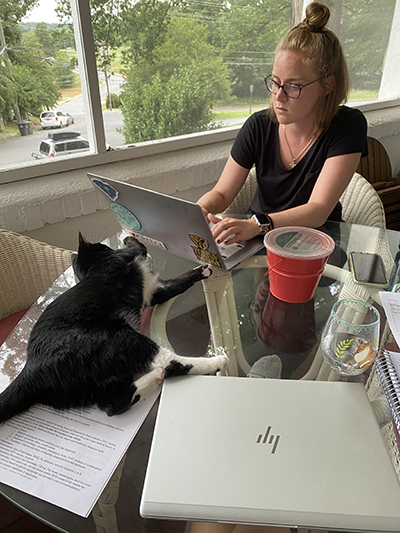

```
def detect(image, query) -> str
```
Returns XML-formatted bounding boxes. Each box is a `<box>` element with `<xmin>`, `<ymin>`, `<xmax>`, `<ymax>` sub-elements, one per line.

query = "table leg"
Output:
<box><xmin>91</xmin><ymin>453</ymin><xmax>127</xmax><ymax>533</ymax></box>
<box><xmin>202</xmin><ymin>270</ymin><xmax>249</xmax><ymax>376</ymax></box>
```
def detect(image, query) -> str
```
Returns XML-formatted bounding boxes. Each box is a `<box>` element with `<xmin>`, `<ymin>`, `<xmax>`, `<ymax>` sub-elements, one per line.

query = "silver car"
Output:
<box><xmin>32</xmin><ymin>131</ymin><xmax>90</xmax><ymax>159</ymax></box>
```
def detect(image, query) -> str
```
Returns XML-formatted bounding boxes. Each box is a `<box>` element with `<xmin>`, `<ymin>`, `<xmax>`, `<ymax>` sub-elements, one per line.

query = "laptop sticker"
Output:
<box><xmin>129</xmin><ymin>232</ymin><xmax>168</xmax><ymax>251</ymax></box>
<box><xmin>109</xmin><ymin>203</ymin><xmax>142</xmax><ymax>231</ymax></box>
<box><xmin>189</xmin><ymin>234</ymin><xmax>222</xmax><ymax>268</ymax></box>
<box><xmin>92</xmin><ymin>178</ymin><xmax>119</xmax><ymax>201</ymax></box>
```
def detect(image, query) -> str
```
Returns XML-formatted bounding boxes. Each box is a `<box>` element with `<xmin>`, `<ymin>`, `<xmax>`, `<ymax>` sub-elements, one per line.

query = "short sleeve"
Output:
<box><xmin>230</xmin><ymin>111</ymin><xmax>272</xmax><ymax>169</ymax></box>
<box><xmin>326</xmin><ymin>108</ymin><xmax>368</xmax><ymax>159</ymax></box>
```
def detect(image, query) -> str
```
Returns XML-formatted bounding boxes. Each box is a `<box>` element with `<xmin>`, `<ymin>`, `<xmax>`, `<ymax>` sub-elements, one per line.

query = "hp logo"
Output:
<box><xmin>256</xmin><ymin>426</ymin><xmax>280</xmax><ymax>454</ymax></box>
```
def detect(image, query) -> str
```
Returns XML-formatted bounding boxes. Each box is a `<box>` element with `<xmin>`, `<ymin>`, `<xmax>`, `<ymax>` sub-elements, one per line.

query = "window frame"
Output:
<box><xmin>1</xmin><ymin>0</ymin><xmax>399</xmax><ymax>187</ymax></box>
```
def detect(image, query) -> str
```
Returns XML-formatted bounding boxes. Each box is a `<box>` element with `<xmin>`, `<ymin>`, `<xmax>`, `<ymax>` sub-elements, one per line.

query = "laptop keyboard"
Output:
<box><xmin>216</xmin><ymin>240</ymin><xmax>244</xmax><ymax>260</ymax></box>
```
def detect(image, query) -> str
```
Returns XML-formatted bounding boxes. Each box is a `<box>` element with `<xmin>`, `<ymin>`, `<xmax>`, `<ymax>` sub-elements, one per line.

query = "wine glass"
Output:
<box><xmin>321</xmin><ymin>299</ymin><xmax>380</xmax><ymax>376</ymax></box>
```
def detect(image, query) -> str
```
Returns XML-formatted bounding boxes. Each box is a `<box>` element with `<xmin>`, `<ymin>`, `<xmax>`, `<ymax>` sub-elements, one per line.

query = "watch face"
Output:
<box><xmin>255</xmin><ymin>214</ymin><xmax>270</xmax><ymax>225</ymax></box>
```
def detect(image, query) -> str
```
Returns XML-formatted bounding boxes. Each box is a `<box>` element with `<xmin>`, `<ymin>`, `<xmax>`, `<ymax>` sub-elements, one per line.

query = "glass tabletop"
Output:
<box><xmin>0</xmin><ymin>221</ymin><xmax>399</xmax><ymax>533</ymax></box>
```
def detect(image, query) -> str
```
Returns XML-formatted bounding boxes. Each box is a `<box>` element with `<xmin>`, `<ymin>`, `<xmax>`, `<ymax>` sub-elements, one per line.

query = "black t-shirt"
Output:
<box><xmin>230</xmin><ymin>106</ymin><xmax>368</xmax><ymax>220</ymax></box>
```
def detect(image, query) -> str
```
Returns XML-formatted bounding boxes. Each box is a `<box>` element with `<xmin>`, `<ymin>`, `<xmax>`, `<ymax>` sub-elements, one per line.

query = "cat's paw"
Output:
<box><xmin>132</xmin><ymin>367</ymin><xmax>164</xmax><ymax>404</ymax></box>
<box><xmin>207</xmin><ymin>354</ymin><xmax>229</xmax><ymax>374</ymax></box>
<box><xmin>215</xmin><ymin>355</ymin><xmax>229</xmax><ymax>372</ymax></box>
<box><xmin>155</xmin><ymin>368</ymin><xmax>165</xmax><ymax>385</ymax></box>
<box><xmin>198</xmin><ymin>265</ymin><xmax>213</xmax><ymax>279</ymax></box>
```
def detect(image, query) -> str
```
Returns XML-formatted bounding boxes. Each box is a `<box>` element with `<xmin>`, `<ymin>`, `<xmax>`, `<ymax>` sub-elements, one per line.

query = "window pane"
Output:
<box><xmin>1</xmin><ymin>0</ymin><xmax>92</xmax><ymax>167</ymax></box>
<box><xmin>340</xmin><ymin>0</ymin><xmax>397</xmax><ymax>102</ymax></box>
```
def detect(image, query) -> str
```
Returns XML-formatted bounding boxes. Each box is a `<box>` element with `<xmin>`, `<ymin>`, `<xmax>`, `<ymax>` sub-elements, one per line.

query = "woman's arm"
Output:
<box><xmin>207</xmin><ymin>151</ymin><xmax>361</xmax><ymax>245</ymax></box>
<box><xmin>197</xmin><ymin>156</ymin><xmax>250</xmax><ymax>215</ymax></box>
<box><xmin>269</xmin><ymin>152</ymin><xmax>362</xmax><ymax>228</ymax></box>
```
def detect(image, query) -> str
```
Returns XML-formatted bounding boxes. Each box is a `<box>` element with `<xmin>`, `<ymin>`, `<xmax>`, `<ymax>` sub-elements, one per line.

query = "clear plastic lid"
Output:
<box><xmin>264</xmin><ymin>226</ymin><xmax>335</xmax><ymax>260</ymax></box>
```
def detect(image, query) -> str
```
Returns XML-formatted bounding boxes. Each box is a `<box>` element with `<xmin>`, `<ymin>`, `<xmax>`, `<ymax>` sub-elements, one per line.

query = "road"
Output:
<box><xmin>1</xmin><ymin>74</ymin><xmax>248</xmax><ymax>167</ymax></box>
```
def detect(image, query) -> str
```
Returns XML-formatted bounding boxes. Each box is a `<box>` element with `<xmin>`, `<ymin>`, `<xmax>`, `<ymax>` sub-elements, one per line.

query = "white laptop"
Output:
<box><xmin>88</xmin><ymin>173</ymin><xmax>263</xmax><ymax>271</ymax></box>
<box><xmin>140</xmin><ymin>375</ymin><xmax>400</xmax><ymax>531</ymax></box>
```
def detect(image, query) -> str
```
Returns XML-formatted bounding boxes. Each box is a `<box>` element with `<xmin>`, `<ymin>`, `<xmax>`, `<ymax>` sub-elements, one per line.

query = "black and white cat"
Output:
<box><xmin>0</xmin><ymin>234</ymin><xmax>228</xmax><ymax>423</ymax></box>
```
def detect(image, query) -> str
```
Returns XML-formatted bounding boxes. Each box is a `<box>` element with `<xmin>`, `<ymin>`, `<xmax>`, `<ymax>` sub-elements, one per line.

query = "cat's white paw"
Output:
<box><xmin>216</xmin><ymin>355</ymin><xmax>229</xmax><ymax>371</ymax></box>
<box><xmin>132</xmin><ymin>367</ymin><xmax>164</xmax><ymax>404</ymax></box>
<box><xmin>201</xmin><ymin>265</ymin><xmax>213</xmax><ymax>278</ymax></box>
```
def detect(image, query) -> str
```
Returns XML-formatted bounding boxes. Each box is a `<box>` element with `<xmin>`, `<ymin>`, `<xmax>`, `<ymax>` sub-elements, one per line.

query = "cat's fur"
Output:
<box><xmin>0</xmin><ymin>234</ymin><xmax>228</xmax><ymax>423</ymax></box>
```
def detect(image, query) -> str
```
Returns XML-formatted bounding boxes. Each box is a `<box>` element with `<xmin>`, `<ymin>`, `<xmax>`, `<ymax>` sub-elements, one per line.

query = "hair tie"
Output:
<box><xmin>307</xmin><ymin>22</ymin><xmax>324</xmax><ymax>33</ymax></box>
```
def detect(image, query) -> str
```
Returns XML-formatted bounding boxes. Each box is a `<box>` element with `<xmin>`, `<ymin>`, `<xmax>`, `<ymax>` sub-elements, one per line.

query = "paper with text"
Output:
<box><xmin>0</xmin><ymin>392</ymin><xmax>159</xmax><ymax>517</ymax></box>
<box><xmin>380</xmin><ymin>291</ymin><xmax>400</xmax><ymax>349</ymax></box>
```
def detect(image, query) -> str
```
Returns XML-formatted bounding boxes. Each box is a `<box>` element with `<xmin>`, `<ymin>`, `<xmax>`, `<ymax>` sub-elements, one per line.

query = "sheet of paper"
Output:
<box><xmin>387</xmin><ymin>350</ymin><xmax>400</xmax><ymax>383</ymax></box>
<box><xmin>0</xmin><ymin>393</ymin><xmax>159</xmax><ymax>517</ymax></box>
<box><xmin>0</xmin><ymin>284</ymin><xmax>160</xmax><ymax>517</ymax></box>
<box><xmin>380</xmin><ymin>291</ymin><xmax>400</xmax><ymax>349</ymax></box>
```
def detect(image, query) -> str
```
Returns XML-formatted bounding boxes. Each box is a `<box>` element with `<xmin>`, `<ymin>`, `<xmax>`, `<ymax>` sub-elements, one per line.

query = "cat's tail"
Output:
<box><xmin>0</xmin><ymin>370</ymin><xmax>36</xmax><ymax>424</ymax></box>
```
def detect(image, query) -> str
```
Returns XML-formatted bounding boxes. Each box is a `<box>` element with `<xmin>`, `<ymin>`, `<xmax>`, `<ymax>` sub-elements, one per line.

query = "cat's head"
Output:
<box><xmin>71</xmin><ymin>233</ymin><xmax>148</xmax><ymax>281</ymax></box>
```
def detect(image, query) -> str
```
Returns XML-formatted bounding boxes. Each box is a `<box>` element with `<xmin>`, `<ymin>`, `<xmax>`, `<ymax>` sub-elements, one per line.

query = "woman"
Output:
<box><xmin>192</xmin><ymin>3</ymin><xmax>367</xmax><ymax>532</ymax></box>
<box><xmin>198</xmin><ymin>2</ymin><xmax>368</xmax><ymax>246</ymax></box>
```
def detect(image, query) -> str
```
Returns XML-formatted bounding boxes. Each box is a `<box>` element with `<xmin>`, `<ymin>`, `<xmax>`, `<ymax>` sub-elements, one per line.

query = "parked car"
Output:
<box><xmin>65</xmin><ymin>112</ymin><xmax>74</xmax><ymax>125</ymax></box>
<box><xmin>31</xmin><ymin>131</ymin><xmax>90</xmax><ymax>159</ymax></box>
<box><xmin>40</xmin><ymin>110</ymin><xmax>69</xmax><ymax>129</ymax></box>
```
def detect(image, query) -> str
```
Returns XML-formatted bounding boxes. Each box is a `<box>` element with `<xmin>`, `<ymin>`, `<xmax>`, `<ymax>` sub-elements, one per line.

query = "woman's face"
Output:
<box><xmin>271</xmin><ymin>50</ymin><xmax>327</xmax><ymax>128</ymax></box>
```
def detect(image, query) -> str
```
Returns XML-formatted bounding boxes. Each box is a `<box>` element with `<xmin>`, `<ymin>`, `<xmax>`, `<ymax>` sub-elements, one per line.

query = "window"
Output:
<box><xmin>39</xmin><ymin>141</ymin><xmax>50</xmax><ymax>155</ymax></box>
<box><xmin>1</xmin><ymin>0</ymin><xmax>399</xmax><ymax>182</ymax></box>
<box><xmin>54</xmin><ymin>143</ymin><xmax>65</xmax><ymax>153</ymax></box>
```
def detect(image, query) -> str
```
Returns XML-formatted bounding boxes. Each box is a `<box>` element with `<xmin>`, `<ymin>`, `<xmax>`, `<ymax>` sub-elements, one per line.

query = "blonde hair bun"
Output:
<box><xmin>303</xmin><ymin>2</ymin><xmax>330</xmax><ymax>32</ymax></box>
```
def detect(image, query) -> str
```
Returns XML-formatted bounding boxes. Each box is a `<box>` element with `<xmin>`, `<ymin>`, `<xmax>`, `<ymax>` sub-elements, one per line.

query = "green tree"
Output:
<box><xmin>172</xmin><ymin>0</ymin><xmax>228</xmax><ymax>50</ymax></box>
<box><xmin>121</xmin><ymin>69</ymin><xmax>215</xmax><ymax>143</ymax></box>
<box><xmin>0</xmin><ymin>69</ymin><xmax>18</xmax><ymax>125</ymax></box>
<box><xmin>119</xmin><ymin>0</ymin><xmax>174</xmax><ymax>66</ymax></box>
<box><xmin>12</xmin><ymin>62</ymin><xmax>60</xmax><ymax>116</ymax></box>
<box><xmin>340</xmin><ymin>0</ymin><xmax>396</xmax><ymax>92</ymax></box>
<box><xmin>35</xmin><ymin>22</ymin><xmax>55</xmax><ymax>56</ymax></box>
<box><xmin>52</xmin><ymin>51</ymin><xmax>75</xmax><ymax>88</ymax></box>
<box><xmin>50</xmin><ymin>26</ymin><xmax>75</xmax><ymax>51</ymax></box>
<box><xmin>220</xmin><ymin>0</ymin><xmax>290</xmax><ymax>99</ymax></box>
<box><xmin>127</xmin><ymin>18</ymin><xmax>231</xmax><ymax>101</ymax></box>
<box><xmin>9</xmin><ymin>31</ymin><xmax>60</xmax><ymax>116</ymax></box>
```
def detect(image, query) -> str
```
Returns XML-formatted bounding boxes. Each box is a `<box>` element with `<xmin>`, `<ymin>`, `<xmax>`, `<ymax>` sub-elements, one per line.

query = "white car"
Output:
<box><xmin>40</xmin><ymin>110</ymin><xmax>69</xmax><ymax>129</ymax></box>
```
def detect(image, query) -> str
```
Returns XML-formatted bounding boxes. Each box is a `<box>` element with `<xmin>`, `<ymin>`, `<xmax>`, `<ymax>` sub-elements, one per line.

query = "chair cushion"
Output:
<box><xmin>0</xmin><ymin>308</ymin><xmax>29</xmax><ymax>346</ymax></box>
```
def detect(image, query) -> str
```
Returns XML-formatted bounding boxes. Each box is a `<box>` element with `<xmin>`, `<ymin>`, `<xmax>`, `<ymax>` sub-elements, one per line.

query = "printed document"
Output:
<box><xmin>380</xmin><ymin>291</ymin><xmax>400</xmax><ymax>349</ymax></box>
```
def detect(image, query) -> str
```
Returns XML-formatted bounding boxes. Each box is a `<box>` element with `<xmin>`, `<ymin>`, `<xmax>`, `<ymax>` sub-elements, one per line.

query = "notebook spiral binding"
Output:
<box><xmin>375</xmin><ymin>350</ymin><xmax>400</xmax><ymax>435</ymax></box>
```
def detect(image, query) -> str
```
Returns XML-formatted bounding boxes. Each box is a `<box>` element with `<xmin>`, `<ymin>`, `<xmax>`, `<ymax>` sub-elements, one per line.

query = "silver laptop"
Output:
<box><xmin>88</xmin><ymin>173</ymin><xmax>263</xmax><ymax>271</ymax></box>
<box><xmin>140</xmin><ymin>375</ymin><xmax>400</xmax><ymax>531</ymax></box>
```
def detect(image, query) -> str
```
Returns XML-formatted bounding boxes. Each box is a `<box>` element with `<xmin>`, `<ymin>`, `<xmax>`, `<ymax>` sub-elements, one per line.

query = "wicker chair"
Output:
<box><xmin>0</xmin><ymin>229</ymin><xmax>74</xmax><ymax>321</ymax></box>
<box><xmin>340</xmin><ymin>172</ymin><xmax>387</xmax><ymax>229</ymax></box>
<box><xmin>222</xmin><ymin>166</ymin><xmax>257</xmax><ymax>216</ymax></box>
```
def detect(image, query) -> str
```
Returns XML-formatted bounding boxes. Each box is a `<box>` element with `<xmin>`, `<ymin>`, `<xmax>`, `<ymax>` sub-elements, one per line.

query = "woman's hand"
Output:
<box><xmin>208</xmin><ymin>213</ymin><xmax>260</xmax><ymax>244</ymax></box>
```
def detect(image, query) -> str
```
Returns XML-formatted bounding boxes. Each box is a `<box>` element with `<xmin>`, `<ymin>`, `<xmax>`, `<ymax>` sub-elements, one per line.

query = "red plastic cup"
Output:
<box><xmin>264</xmin><ymin>227</ymin><xmax>335</xmax><ymax>303</ymax></box>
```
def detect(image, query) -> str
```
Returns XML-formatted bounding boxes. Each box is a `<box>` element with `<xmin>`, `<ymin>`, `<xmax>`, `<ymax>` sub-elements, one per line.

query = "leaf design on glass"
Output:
<box><xmin>335</xmin><ymin>338</ymin><xmax>354</xmax><ymax>358</ymax></box>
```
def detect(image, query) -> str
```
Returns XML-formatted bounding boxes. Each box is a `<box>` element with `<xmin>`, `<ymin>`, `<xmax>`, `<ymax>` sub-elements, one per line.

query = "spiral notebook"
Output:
<box><xmin>375</xmin><ymin>349</ymin><xmax>400</xmax><ymax>435</ymax></box>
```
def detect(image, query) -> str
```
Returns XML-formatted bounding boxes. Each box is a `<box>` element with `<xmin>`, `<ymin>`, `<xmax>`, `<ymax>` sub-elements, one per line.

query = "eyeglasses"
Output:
<box><xmin>264</xmin><ymin>74</ymin><xmax>324</xmax><ymax>99</ymax></box>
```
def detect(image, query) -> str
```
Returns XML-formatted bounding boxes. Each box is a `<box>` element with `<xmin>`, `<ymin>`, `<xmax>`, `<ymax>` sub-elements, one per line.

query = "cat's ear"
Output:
<box><xmin>78</xmin><ymin>232</ymin><xmax>89</xmax><ymax>249</ymax></box>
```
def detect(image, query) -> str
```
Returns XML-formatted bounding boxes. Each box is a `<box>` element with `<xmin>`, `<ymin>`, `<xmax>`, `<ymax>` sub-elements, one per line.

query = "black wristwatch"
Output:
<box><xmin>252</xmin><ymin>214</ymin><xmax>273</xmax><ymax>236</ymax></box>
